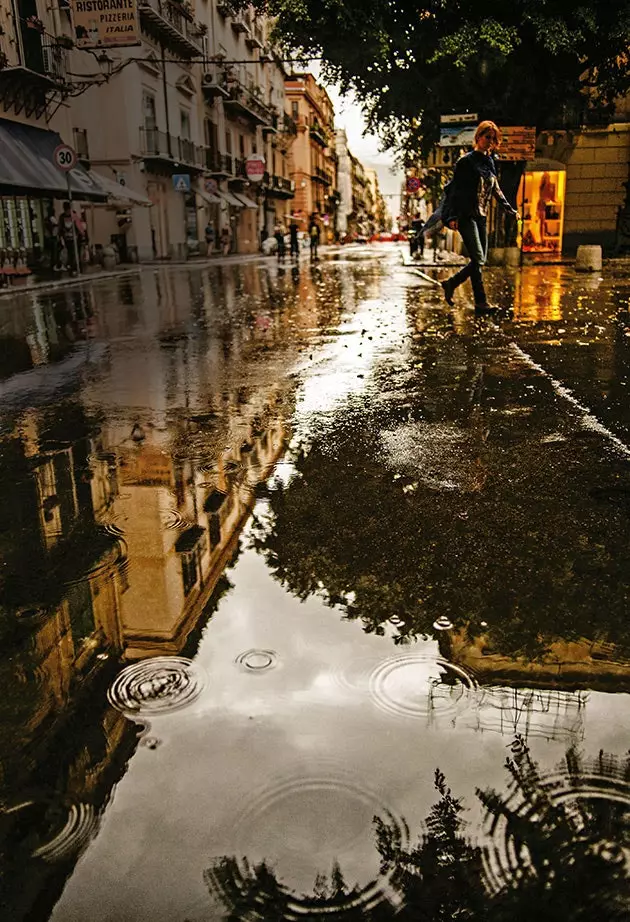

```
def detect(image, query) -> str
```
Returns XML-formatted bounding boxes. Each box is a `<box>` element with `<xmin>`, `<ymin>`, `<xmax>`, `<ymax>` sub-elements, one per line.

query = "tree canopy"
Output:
<box><xmin>231</xmin><ymin>0</ymin><xmax>630</xmax><ymax>159</ymax></box>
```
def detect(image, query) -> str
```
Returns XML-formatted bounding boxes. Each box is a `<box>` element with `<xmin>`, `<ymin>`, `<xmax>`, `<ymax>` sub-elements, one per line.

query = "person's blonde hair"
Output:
<box><xmin>474</xmin><ymin>120</ymin><xmax>501</xmax><ymax>146</ymax></box>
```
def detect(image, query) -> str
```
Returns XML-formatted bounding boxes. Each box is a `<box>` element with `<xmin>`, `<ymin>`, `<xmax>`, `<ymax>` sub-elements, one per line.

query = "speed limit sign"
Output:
<box><xmin>53</xmin><ymin>144</ymin><xmax>77</xmax><ymax>172</ymax></box>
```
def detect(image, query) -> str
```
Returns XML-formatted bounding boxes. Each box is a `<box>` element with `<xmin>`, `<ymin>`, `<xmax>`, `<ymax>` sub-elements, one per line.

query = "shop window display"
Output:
<box><xmin>517</xmin><ymin>169</ymin><xmax>566</xmax><ymax>255</ymax></box>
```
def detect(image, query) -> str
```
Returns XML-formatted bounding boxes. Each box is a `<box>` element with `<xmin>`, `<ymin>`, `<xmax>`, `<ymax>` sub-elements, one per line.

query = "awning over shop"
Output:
<box><xmin>218</xmin><ymin>189</ymin><xmax>244</xmax><ymax>208</ymax></box>
<box><xmin>234</xmin><ymin>192</ymin><xmax>258</xmax><ymax>209</ymax></box>
<box><xmin>0</xmin><ymin>119</ymin><xmax>107</xmax><ymax>201</ymax></box>
<box><xmin>89</xmin><ymin>173</ymin><xmax>153</xmax><ymax>207</ymax></box>
<box><xmin>197</xmin><ymin>189</ymin><xmax>222</xmax><ymax>205</ymax></box>
<box><xmin>523</xmin><ymin>158</ymin><xmax>567</xmax><ymax>173</ymax></box>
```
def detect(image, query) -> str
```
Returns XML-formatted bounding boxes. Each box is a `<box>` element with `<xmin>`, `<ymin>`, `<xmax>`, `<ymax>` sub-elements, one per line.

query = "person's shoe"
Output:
<box><xmin>474</xmin><ymin>303</ymin><xmax>497</xmax><ymax>314</ymax></box>
<box><xmin>441</xmin><ymin>278</ymin><xmax>455</xmax><ymax>306</ymax></box>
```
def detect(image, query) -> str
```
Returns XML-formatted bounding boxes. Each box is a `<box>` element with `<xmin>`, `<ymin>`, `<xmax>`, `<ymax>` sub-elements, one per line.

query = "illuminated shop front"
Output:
<box><xmin>517</xmin><ymin>159</ymin><xmax>566</xmax><ymax>257</ymax></box>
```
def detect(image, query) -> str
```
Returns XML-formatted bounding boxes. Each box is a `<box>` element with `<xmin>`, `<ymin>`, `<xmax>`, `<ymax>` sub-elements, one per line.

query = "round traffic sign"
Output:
<box><xmin>53</xmin><ymin>144</ymin><xmax>77</xmax><ymax>172</ymax></box>
<box><xmin>406</xmin><ymin>176</ymin><xmax>421</xmax><ymax>193</ymax></box>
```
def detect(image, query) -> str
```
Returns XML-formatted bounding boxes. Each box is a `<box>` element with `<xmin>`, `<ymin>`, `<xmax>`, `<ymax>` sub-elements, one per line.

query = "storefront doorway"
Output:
<box><xmin>517</xmin><ymin>160</ymin><xmax>566</xmax><ymax>258</ymax></box>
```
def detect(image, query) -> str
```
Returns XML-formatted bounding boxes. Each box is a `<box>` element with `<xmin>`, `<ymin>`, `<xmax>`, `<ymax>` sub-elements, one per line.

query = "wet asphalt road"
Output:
<box><xmin>1</xmin><ymin>244</ymin><xmax>630</xmax><ymax>920</ymax></box>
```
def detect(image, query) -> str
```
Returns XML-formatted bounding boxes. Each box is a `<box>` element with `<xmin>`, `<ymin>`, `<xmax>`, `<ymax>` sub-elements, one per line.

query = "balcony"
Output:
<box><xmin>312</xmin><ymin>165</ymin><xmax>332</xmax><ymax>185</ymax></box>
<box><xmin>232</xmin><ymin>157</ymin><xmax>247</xmax><ymax>180</ymax></box>
<box><xmin>139</xmin><ymin>127</ymin><xmax>204</xmax><ymax>172</ymax></box>
<box><xmin>216</xmin><ymin>1</ymin><xmax>230</xmax><ymax>16</ymax></box>
<box><xmin>310</xmin><ymin>121</ymin><xmax>328</xmax><ymax>147</ymax></box>
<box><xmin>280</xmin><ymin>113</ymin><xmax>298</xmax><ymax>138</ymax></box>
<box><xmin>0</xmin><ymin>34</ymin><xmax>68</xmax><ymax>118</ymax></box>
<box><xmin>202</xmin><ymin>66</ymin><xmax>230</xmax><ymax>101</ymax></box>
<box><xmin>138</xmin><ymin>0</ymin><xmax>204</xmax><ymax>58</ymax></box>
<box><xmin>205</xmin><ymin>150</ymin><xmax>233</xmax><ymax>176</ymax></box>
<box><xmin>264</xmin><ymin>174</ymin><xmax>294</xmax><ymax>199</ymax></box>
<box><xmin>231</xmin><ymin>17</ymin><xmax>249</xmax><ymax>35</ymax></box>
<box><xmin>223</xmin><ymin>79</ymin><xmax>274</xmax><ymax>126</ymax></box>
<box><xmin>245</xmin><ymin>31</ymin><xmax>263</xmax><ymax>50</ymax></box>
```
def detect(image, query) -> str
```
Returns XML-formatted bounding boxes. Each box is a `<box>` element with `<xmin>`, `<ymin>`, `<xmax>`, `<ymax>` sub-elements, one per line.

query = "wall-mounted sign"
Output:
<box><xmin>245</xmin><ymin>155</ymin><xmax>265</xmax><ymax>182</ymax></box>
<box><xmin>499</xmin><ymin>126</ymin><xmax>537</xmax><ymax>162</ymax></box>
<box><xmin>440</xmin><ymin>113</ymin><xmax>478</xmax><ymax>125</ymax></box>
<box><xmin>204</xmin><ymin>177</ymin><xmax>218</xmax><ymax>195</ymax></box>
<box><xmin>439</xmin><ymin>125</ymin><xmax>476</xmax><ymax>148</ymax></box>
<box><xmin>173</xmin><ymin>173</ymin><xmax>191</xmax><ymax>193</ymax></box>
<box><xmin>71</xmin><ymin>0</ymin><xmax>141</xmax><ymax>49</ymax></box>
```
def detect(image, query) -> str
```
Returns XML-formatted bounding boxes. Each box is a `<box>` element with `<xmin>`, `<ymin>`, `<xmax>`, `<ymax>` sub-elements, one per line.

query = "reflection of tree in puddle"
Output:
<box><xmin>205</xmin><ymin>740</ymin><xmax>630</xmax><ymax>920</ymax></box>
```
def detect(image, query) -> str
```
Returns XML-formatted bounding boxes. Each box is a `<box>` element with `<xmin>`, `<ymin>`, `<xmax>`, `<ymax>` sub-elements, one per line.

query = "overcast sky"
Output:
<box><xmin>320</xmin><ymin>79</ymin><xmax>405</xmax><ymax>223</ymax></box>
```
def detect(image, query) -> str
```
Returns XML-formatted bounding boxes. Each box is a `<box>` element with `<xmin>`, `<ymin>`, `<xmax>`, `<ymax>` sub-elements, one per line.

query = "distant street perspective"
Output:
<box><xmin>1</xmin><ymin>2</ymin><xmax>630</xmax><ymax>921</ymax></box>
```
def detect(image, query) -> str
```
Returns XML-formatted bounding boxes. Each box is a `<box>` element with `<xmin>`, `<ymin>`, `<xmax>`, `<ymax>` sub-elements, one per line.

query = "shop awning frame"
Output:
<box><xmin>88</xmin><ymin>172</ymin><xmax>153</xmax><ymax>207</ymax></box>
<box><xmin>217</xmin><ymin>189</ymin><xmax>244</xmax><ymax>208</ymax></box>
<box><xmin>234</xmin><ymin>192</ymin><xmax>259</xmax><ymax>209</ymax></box>
<box><xmin>0</xmin><ymin>119</ymin><xmax>107</xmax><ymax>202</ymax></box>
<box><xmin>198</xmin><ymin>189</ymin><xmax>222</xmax><ymax>205</ymax></box>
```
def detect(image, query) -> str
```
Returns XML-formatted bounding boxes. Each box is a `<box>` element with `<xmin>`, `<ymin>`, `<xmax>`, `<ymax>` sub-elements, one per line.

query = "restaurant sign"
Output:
<box><xmin>499</xmin><ymin>126</ymin><xmax>537</xmax><ymax>162</ymax></box>
<box><xmin>71</xmin><ymin>0</ymin><xmax>141</xmax><ymax>48</ymax></box>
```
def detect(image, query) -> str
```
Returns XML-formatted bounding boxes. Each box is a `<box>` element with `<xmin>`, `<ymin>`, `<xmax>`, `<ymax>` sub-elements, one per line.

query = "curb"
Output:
<box><xmin>0</xmin><ymin>266</ymin><xmax>142</xmax><ymax>300</ymax></box>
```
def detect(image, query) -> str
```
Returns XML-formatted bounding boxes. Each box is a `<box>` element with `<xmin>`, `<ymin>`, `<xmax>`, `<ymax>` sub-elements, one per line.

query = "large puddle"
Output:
<box><xmin>1</xmin><ymin>251</ymin><xmax>630</xmax><ymax>920</ymax></box>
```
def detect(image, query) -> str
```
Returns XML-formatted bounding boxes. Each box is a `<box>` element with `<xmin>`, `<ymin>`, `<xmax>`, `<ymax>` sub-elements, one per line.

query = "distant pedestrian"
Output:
<box><xmin>410</xmin><ymin>213</ymin><xmax>425</xmax><ymax>259</ymax></box>
<box><xmin>440</xmin><ymin>120</ymin><xmax>520</xmax><ymax>312</ymax></box>
<box><xmin>289</xmin><ymin>218</ymin><xmax>299</xmax><ymax>259</ymax></box>
<box><xmin>44</xmin><ymin>205</ymin><xmax>60</xmax><ymax>270</ymax></box>
<box><xmin>274</xmin><ymin>221</ymin><xmax>286</xmax><ymax>260</ymax></box>
<box><xmin>220</xmin><ymin>225</ymin><xmax>231</xmax><ymax>256</ymax></box>
<box><xmin>309</xmin><ymin>215</ymin><xmax>320</xmax><ymax>260</ymax></box>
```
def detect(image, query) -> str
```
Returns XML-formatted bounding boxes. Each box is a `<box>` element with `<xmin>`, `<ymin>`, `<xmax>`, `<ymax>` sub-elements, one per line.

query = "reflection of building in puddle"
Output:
<box><xmin>512</xmin><ymin>266</ymin><xmax>563</xmax><ymax>322</ymax></box>
<box><xmin>464</xmin><ymin>686</ymin><xmax>587</xmax><ymax>745</ymax></box>
<box><xmin>0</xmin><ymin>426</ymin><xmax>129</xmax><ymax>784</ymax></box>
<box><xmin>113</xmin><ymin>404</ymin><xmax>288</xmax><ymax>660</ymax></box>
<box><xmin>441</xmin><ymin>628</ymin><xmax>630</xmax><ymax>743</ymax></box>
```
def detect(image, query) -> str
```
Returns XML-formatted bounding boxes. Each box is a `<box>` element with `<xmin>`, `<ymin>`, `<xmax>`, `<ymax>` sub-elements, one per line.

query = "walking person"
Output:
<box><xmin>308</xmin><ymin>214</ymin><xmax>320</xmax><ymax>260</ymax></box>
<box><xmin>440</xmin><ymin>120</ymin><xmax>520</xmax><ymax>313</ymax></box>
<box><xmin>220</xmin><ymin>225</ymin><xmax>231</xmax><ymax>256</ymax></box>
<box><xmin>274</xmin><ymin>221</ymin><xmax>286</xmax><ymax>260</ymax></box>
<box><xmin>410</xmin><ymin>212</ymin><xmax>425</xmax><ymax>260</ymax></box>
<box><xmin>289</xmin><ymin>217</ymin><xmax>300</xmax><ymax>260</ymax></box>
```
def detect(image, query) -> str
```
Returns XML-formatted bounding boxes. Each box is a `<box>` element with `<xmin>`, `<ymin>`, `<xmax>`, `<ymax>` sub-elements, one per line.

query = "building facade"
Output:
<box><xmin>284</xmin><ymin>72</ymin><xmax>338</xmax><ymax>238</ymax></box>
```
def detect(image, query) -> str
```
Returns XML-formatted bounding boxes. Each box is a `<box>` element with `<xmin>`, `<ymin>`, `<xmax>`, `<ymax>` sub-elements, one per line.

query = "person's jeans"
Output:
<box><xmin>450</xmin><ymin>215</ymin><xmax>488</xmax><ymax>305</ymax></box>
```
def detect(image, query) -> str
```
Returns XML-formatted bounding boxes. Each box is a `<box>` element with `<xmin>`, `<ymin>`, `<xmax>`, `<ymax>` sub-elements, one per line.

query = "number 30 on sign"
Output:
<box><xmin>53</xmin><ymin>144</ymin><xmax>77</xmax><ymax>172</ymax></box>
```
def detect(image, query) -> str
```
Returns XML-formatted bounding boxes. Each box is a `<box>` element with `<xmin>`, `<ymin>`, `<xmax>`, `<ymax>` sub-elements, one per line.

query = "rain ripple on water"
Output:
<box><xmin>107</xmin><ymin>657</ymin><xmax>206</xmax><ymax>716</ymax></box>
<box><xmin>211</xmin><ymin>764</ymin><xmax>409</xmax><ymax>918</ymax></box>
<box><xmin>1</xmin><ymin>797</ymin><xmax>97</xmax><ymax>862</ymax></box>
<box><xmin>368</xmin><ymin>652</ymin><xmax>478</xmax><ymax>722</ymax></box>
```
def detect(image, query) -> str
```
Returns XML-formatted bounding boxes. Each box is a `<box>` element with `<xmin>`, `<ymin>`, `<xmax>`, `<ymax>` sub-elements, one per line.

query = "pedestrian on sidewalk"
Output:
<box><xmin>410</xmin><ymin>213</ymin><xmax>425</xmax><ymax>260</ymax></box>
<box><xmin>289</xmin><ymin>218</ymin><xmax>300</xmax><ymax>259</ymax></box>
<box><xmin>309</xmin><ymin>214</ymin><xmax>320</xmax><ymax>260</ymax></box>
<box><xmin>274</xmin><ymin>221</ymin><xmax>286</xmax><ymax>260</ymax></box>
<box><xmin>440</xmin><ymin>121</ymin><xmax>520</xmax><ymax>313</ymax></box>
<box><xmin>220</xmin><ymin>225</ymin><xmax>231</xmax><ymax>256</ymax></box>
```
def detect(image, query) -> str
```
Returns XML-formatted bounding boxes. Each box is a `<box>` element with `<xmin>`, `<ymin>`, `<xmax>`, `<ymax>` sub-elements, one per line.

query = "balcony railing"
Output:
<box><xmin>223</xmin><ymin>78</ymin><xmax>274</xmax><ymax>126</ymax></box>
<box><xmin>138</xmin><ymin>0</ymin><xmax>204</xmax><ymax>57</ymax></box>
<box><xmin>205</xmin><ymin>150</ymin><xmax>234</xmax><ymax>175</ymax></box>
<box><xmin>139</xmin><ymin>127</ymin><xmax>204</xmax><ymax>168</ymax></box>
<box><xmin>16</xmin><ymin>33</ymin><xmax>67</xmax><ymax>84</ymax></box>
<box><xmin>280</xmin><ymin>113</ymin><xmax>298</xmax><ymax>137</ymax></box>
<box><xmin>309</xmin><ymin>121</ymin><xmax>328</xmax><ymax>147</ymax></box>
<box><xmin>232</xmin><ymin>157</ymin><xmax>247</xmax><ymax>179</ymax></box>
<box><xmin>262</xmin><ymin>173</ymin><xmax>295</xmax><ymax>198</ymax></box>
<box><xmin>313</xmin><ymin>165</ymin><xmax>332</xmax><ymax>185</ymax></box>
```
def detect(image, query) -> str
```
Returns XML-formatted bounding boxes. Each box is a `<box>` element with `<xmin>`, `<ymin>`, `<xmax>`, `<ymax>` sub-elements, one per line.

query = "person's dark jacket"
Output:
<box><xmin>443</xmin><ymin>151</ymin><xmax>516</xmax><ymax>223</ymax></box>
